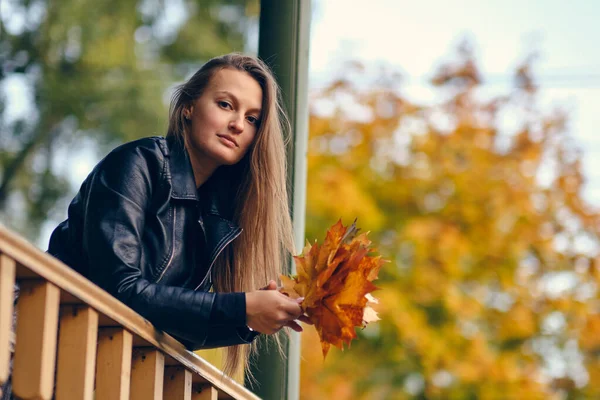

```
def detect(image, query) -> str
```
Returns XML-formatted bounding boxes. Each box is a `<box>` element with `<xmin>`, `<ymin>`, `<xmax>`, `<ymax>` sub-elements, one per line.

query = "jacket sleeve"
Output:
<box><xmin>81</xmin><ymin>144</ymin><xmax>256</xmax><ymax>347</ymax></box>
<box><xmin>182</xmin><ymin>326</ymin><xmax>260</xmax><ymax>350</ymax></box>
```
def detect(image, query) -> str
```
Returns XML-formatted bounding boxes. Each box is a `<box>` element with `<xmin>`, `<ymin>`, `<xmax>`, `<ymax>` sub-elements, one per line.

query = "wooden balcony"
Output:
<box><xmin>0</xmin><ymin>224</ymin><xmax>260</xmax><ymax>400</ymax></box>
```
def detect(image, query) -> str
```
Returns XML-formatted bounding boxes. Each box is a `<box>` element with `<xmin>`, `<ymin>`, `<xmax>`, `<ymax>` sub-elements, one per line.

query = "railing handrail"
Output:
<box><xmin>0</xmin><ymin>223</ymin><xmax>260</xmax><ymax>400</ymax></box>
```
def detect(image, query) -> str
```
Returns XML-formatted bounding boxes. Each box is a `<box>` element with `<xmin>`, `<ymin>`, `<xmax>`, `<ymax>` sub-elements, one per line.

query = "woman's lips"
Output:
<box><xmin>217</xmin><ymin>134</ymin><xmax>238</xmax><ymax>148</ymax></box>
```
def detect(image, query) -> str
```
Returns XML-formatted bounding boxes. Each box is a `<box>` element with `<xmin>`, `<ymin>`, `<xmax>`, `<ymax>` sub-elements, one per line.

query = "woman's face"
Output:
<box><xmin>185</xmin><ymin>68</ymin><xmax>263</xmax><ymax>168</ymax></box>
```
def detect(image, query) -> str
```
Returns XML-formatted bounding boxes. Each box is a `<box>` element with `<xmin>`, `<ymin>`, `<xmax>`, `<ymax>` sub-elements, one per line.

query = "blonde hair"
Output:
<box><xmin>167</xmin><ymin>53</ymin><xmax>295</xmax><ymax>377</ymax></box>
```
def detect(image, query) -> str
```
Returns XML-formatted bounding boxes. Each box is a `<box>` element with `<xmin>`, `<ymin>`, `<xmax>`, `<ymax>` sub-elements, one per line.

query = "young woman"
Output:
<box><xmin>47</xmin><ymin>53</ymin><xmax>308</xmax><ymax>374</ymax></box>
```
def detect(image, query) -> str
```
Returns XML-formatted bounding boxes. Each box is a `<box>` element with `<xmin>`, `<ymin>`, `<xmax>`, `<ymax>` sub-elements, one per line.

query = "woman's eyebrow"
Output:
<box><xmin>216</xmin><ymin>90</ymin><xmax>261</xmax><ymax>114</ymax></box>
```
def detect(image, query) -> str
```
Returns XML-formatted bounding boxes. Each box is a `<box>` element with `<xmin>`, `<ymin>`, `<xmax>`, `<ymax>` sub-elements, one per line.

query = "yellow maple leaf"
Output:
<box><xmin>280</xmin><ymin>219</ymin><xmax>386</xmax><ymax>358</ymax></box>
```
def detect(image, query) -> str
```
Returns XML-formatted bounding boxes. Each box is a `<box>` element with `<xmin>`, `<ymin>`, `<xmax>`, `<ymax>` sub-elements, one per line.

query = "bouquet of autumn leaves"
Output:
<box><xmin>280</xmin><ymin>220</ymin><xmax>386</xmax><ymax>358</ymax></box>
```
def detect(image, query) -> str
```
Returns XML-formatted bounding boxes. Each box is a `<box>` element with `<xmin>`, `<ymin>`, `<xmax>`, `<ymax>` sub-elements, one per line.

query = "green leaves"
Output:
<box><xmin>0</xmin><ymin>0</ymin><xmax>259</xmax><ymax>242</ymax></box>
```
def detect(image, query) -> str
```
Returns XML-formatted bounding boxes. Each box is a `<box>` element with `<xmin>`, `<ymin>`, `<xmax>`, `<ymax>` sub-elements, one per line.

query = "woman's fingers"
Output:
<box><xmin>247</xmin><ymin>289</ymin><xmax>310</xmax><ymax>334</ymax></box>
<box><xmin>298</xmin><ymin>314</ymin><xmax>313</xmax><ymax>325</ymax></box>
<box><xmin>277</xmin><ymin>294</ymin><xmax>303</xmax><ymax>318</ymax></box>
<box><xmin>260</xmin><ymin>280</ymin><xmax>277</xmax><ymax>290</ymax></box>
<box><xmin>284</xmin><ymin>314</ymin><xmax>313</xmax><ymax>332</ymax></box>
<box><xmin>285</xmin><ymin>320</ymin><xmax>303</xmax><ymax>332</ymax></box>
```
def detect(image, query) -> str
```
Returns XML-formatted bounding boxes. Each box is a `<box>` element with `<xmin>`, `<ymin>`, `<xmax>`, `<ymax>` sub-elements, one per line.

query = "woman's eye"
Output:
<box><xmin>246</xmin><ymin>116</ymin><xmax>258</xmax><ymax>125</ymax></box>
<box><xmin>218</xmin><ymin>101</ymin><xmax>232</xmax><ymax>109</ymax></box>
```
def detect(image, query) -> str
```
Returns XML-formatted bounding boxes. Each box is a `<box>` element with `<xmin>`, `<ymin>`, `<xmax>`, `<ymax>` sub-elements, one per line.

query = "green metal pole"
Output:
<box><xmin>251</xmin><ymin>1</ymin><xmax>311</xmax><ymax>399</ymax></box>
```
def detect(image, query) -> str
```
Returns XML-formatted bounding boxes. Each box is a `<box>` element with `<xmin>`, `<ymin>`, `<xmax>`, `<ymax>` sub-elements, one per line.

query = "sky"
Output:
<box><xmin>309</xmin><ymin>0</ymin><xmax>600</xmax><ymax>206</ymax></box>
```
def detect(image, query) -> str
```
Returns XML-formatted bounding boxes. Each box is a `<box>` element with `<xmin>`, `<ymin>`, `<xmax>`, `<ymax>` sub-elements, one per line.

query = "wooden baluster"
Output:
<box><xmin>95</xmin><ymin>328</ymin><xmax>132</xmax><ymax>400</ymax></box>
<box><xmin>55</xmin><ymin>306</ymin><xmax>98</xmax><ymax>400</ymax></box>
<box><xmin>12</xmin><ymin>280</ymin><xmax>60</xmax><ymax>400</ymax></box>
<box><xmin>192</xmin><ymin>385</ymin><xmax>218</xmax><ymax>400</ymax></box>
<box><xmin>0</xmin><ymin>254</ymin><xmax>16</xmax><ymax>389</ymax></box>
<box><xmin>131</xmin><ymin>348</ymin><xmax>164</xmax><ymax>400</ymax></box>
<box><xmin>163</xmin><ymin>366</ymin><xmax>192</xmax><ymax>400</ymax></box>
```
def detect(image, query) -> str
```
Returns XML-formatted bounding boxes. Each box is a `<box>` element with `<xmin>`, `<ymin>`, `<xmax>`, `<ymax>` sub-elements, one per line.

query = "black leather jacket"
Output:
<box><xmin>48</xmin><ymin>135</ymin><xmax>258</xmax><ymax>349</ymax></box>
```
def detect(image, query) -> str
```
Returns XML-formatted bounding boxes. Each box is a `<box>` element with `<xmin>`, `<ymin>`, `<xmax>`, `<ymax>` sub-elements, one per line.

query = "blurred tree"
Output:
<box><xmin>301</xmin><ymin>42</ymin><xmax>600</xmax><ymax>399</ymax></box>
<box><xmin>0</xmin><ymin>0</ymin><xmax>259</xmax><ymax>241</ymax></box>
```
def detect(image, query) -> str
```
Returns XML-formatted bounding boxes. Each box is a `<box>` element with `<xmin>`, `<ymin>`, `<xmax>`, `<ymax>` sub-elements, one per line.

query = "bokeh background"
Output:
<box><xmin>2</xmin><ymin>1</ymin><xmax>600</xmax><ymax>399</ymax></box>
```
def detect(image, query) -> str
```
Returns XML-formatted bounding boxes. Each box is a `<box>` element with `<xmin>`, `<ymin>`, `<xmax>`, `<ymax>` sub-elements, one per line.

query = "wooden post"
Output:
<box><xmin>131</xmin><ymin>348</ymin><xmax>164</xmax><ymax>400</ymax></box>
<box><xmin>192</xmin><ymin>385</ymin><xmax>218</xmax><ymax>400</ymax></box>
<box><xmin>55</xmin><ymin>306</ymin><xmax>99</xmax><ymax>400</ymax></box>
<box><xmin>0</xmin><ymin>254</ymin><xmax>16</xmax><ymax>388</ymax></box>
<box><xmin>95</xmin><ymin>328</ymin><xmax>132</xmax><ymax>400</ymax></box>
<box><xmin>12</xmin><ymin>280</ymin><xmax>60</xmax><ymax>400</ymax></box>
<box><xmin>163</xmin><ymin>366</ymin><xmax>192</xmax><ymax>399</ymax></box>
<box><xmin>257</xmin><ymin>1</ymin><xmax>312</xmax><ymax>398</ymax></box>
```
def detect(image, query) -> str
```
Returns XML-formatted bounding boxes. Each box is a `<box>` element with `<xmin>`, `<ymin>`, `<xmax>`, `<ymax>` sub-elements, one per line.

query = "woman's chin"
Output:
<box><xmin>212</xmin><ymin>152</ymin><xmax>243</xmax><ymax>166</ymax></box>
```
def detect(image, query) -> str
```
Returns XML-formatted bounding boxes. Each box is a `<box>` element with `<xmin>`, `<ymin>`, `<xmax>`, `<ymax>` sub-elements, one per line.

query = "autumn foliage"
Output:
<box><xmin>280</xmin><ymin>220</ymin><xmax>385</xmax><ymax>358</ymax></box>
<box><xmin>301</xmin><ymin>43</ymin><xmax>600</xmax><ymax>399</ymax></box>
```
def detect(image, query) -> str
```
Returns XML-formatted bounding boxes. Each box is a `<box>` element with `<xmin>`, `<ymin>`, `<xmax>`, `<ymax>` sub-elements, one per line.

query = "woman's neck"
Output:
<box><xmin>184</xmin><ymin>143</ymin><xmax>219</xmax><ymax>188</ymax></box>
<box><xmin>190</xmin><ymin>157</ymin><xmax>218</xmax><ymax>188</ymax></box>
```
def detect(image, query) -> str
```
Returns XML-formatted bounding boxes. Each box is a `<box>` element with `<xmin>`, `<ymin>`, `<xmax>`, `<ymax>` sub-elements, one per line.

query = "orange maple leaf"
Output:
<box><xmin>280</xmin><ymin>219</ymin><xmax>386</xmax><ymax>358</ymax></box>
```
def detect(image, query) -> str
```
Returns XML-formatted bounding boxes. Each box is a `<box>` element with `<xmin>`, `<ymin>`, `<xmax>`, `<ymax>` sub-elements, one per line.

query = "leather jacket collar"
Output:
<box><xmin>167</xmin><ymin>134</ymin><xmax>199</xmax><ymax>201</ymax></box>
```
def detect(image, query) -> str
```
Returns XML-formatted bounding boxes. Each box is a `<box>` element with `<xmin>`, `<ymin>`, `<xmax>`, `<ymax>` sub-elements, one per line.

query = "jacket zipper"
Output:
<box><xmin>198</xmin><ymin>215</ymin><xmax>206</xmax><ymax>239</ymax></box>
<box><xmin>194</xmin><ymin>227</ymin><xmax>242</xmax><ymax>291</ymax></box>
<box><xmin>156</xmin><ymin>207</ymin><xmax>177</xmax><ymax>283</ymax></box>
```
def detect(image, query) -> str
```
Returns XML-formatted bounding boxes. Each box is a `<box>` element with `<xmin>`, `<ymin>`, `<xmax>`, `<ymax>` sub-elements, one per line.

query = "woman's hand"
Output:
<box><xmin>246</xmin><ymin>280</ymin><xmax>310</xmax><ymax>334</ymax></box>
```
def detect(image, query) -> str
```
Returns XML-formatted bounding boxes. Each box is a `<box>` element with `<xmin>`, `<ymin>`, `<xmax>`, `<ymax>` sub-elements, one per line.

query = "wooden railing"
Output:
<box><xmin>0</xmin><ymin>224</ymin><xmax>260</xmax><ymax>400</ymax></box>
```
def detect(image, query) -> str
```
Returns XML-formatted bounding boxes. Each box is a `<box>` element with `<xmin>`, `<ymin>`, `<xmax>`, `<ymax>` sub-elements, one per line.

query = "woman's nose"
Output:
<box><xmin>229</xmin><ymin>115</ymin><xmax>244</xmax><ymax>133</ymax></box>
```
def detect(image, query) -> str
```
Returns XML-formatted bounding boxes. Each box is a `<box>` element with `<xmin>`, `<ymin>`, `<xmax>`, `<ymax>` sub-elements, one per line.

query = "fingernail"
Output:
<box><xmin>296</xmin><ymin>297</ymin><xmax>305</xmax><ymax>303</ymax></box>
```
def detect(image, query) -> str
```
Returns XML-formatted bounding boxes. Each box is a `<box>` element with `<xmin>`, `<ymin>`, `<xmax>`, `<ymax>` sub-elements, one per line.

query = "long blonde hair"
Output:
<box><xmin>167</xmin><ymin>53</ymin><xmax>295</xmax><ymax>376</ymax></box>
